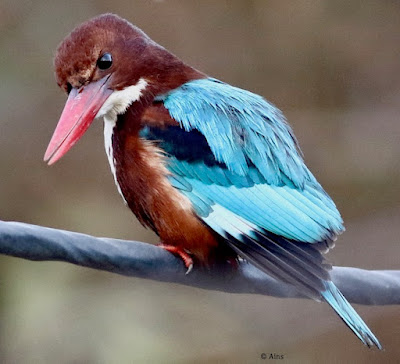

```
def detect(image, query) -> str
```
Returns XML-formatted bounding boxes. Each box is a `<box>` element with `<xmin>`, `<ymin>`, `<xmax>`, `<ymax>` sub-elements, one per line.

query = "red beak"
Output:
<box><xmin>44</xmin><ymin>75</ymin><xmax>113</xmax><ymax>165</ymax></box>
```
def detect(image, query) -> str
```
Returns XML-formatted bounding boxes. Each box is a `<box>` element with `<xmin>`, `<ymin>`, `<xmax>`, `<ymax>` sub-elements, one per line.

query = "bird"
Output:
<box><xmin>44</xmin><ymin>13</ymin><xmax>381</xmax><ymax>349</ymax></box>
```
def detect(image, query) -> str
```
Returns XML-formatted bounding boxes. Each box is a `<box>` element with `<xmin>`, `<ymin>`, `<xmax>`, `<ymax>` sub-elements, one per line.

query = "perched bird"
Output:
<box><xmin>44</xmin><ymin>14</ymin><xmax>381</xmax><ymax>349</ymax></box>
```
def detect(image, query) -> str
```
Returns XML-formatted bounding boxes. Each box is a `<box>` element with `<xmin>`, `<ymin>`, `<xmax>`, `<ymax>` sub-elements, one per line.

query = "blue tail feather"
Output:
<box><xmin>201</xmin><ymin>204</ymin><xmax>382</xmax><ymax>349</ymax></box>
<box><xmin>322</xmin><ymin>281</ymin><xmax>382</xmax><ymax>349</ymax></box>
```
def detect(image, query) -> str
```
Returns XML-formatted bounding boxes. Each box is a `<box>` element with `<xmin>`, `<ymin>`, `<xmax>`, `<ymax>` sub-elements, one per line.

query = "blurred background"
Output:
<box><xmin>1</xmin><ymin>0</ymin><xmax>399</xmax><ymax>362</ymax></box>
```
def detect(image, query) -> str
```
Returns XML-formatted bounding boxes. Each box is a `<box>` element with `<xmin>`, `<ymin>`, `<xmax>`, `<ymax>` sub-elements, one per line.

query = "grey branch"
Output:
<box><xmin>0</xmin><ymin>220</ymin><xmax>399</xmax><ymax>306</ymax></box>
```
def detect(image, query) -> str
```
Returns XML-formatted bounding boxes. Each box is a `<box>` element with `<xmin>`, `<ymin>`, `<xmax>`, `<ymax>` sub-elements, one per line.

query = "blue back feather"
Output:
<box><xmin>163</xmin><ymin>78</ymin><xmax>313</xmax><ymax>188</ymax></box>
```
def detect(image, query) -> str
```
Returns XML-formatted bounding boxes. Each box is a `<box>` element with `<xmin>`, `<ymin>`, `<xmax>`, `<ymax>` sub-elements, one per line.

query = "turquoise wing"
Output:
<box><xmin>156</xmin><ymin>78</ymin><xmax>344</xmax><ymax>243</ymax></box>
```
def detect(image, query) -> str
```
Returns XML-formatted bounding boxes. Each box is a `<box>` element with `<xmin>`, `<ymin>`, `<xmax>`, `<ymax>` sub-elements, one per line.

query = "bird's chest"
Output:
<box><xmin>102</xmin><ymin>117</ymin><xmax>220</xmax><ymax>262</ymax></box>
<box><xmin>103</xmin><ymin>116</ymin><xmax>159</xmax><ymax>228</ymax></box>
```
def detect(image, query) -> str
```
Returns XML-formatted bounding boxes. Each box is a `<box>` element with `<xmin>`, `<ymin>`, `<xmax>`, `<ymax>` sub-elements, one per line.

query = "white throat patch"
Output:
<box><xmin>96</xmin><ymin>78</ymin><xmax>148</xmax><ymax>120</ymax></box>
<box><xmin>100</xmin><ymin>78</ymin><xmax>148</xmax><ymax>204</ymax></box>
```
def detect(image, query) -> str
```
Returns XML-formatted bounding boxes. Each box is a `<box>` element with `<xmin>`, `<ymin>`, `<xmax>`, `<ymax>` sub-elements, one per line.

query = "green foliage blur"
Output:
<box><xmin>0</xmin><ymin>1</ymin><xmax>399</xmax><ymax>362</ymax></box>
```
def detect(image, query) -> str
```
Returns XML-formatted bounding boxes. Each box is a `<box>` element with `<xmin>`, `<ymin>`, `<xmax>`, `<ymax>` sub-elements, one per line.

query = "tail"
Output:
<box><xmin>200</xmin><ymin>205</ymin><xmax>382</xmax><ymax>349</ymax></box>
<box><xmin>322</xmin><ymin>281</ymin><xmax>382</xmax><ymax>349</ymax></box>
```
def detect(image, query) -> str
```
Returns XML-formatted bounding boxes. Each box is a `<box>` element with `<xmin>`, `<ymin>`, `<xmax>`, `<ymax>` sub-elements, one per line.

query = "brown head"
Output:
<box><xmin>45</xmin><ymin>13</ymin><xmax>204</xmax><ymax>164</ymax></box>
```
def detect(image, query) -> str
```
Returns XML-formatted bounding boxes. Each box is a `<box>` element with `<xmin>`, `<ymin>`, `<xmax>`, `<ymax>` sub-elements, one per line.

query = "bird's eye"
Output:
<box><xmin>97</xmin><ymin>53</ymin><xmax>113</xmax><ymax>70</ymax></box>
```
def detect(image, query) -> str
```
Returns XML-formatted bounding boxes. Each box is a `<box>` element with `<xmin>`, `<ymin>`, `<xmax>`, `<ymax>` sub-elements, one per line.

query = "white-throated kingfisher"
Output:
<box><xmin>44</xmin><ymin>14</ymin><xmax>381</xmax><ymax>349</ymax></box>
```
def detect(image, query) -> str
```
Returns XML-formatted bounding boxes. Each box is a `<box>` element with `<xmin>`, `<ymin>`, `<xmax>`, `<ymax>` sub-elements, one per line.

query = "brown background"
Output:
<box><xmin>0</xmin><ymin>1</ymin><xmax>399</xmax><ymax>363</ymax></box>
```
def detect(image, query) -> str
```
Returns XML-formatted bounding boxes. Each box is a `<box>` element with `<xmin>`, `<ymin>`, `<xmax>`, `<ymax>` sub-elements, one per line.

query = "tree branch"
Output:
<box><xmin>0</xmin><ymin>220</ymin><xmax>399</xmax><ymax>305</ymax></box>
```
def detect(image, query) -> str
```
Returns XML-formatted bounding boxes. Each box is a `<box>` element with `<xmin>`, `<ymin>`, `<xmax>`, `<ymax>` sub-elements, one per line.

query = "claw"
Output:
<box><xmin>158</xmin><ymin>244</ymin><xmax>194</xmax><ymax>274</ymax></box>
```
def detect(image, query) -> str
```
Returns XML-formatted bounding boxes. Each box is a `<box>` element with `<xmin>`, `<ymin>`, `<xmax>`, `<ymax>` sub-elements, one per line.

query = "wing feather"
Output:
<box><xmin>142</xmin><ymin>77</ymin><xmax>344</xmax><ymax>243</ymax></box>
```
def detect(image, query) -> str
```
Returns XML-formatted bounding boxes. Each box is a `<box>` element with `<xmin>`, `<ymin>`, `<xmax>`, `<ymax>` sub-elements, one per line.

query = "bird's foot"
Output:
<box><xmin>158</xmin><ymin>244</ymin><xmax>194</xmax><ymax>274</ymax></box>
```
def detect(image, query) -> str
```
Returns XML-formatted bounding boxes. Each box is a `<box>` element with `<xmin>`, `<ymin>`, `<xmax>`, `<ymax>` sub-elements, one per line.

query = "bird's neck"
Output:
<box><xmin>102</xmin><ymin>59</ymin><xmax>205</xmax><ymax>189</ymax></box>
<box><xmin>144</xmin><ymin>61</ymin><xmax>206</xmax><ymax>97</ymax></box>
<box><xmin>101</xmin><ymin>60</ymin><xmax>205</xmax><ymax>228</ymax></box>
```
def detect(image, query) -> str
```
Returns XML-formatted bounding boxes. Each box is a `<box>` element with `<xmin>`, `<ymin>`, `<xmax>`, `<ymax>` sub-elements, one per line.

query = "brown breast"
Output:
<box><xmin>111</xmin><ymin>104</ymin><xmax>221</xmax><ymax>264</ymax></box>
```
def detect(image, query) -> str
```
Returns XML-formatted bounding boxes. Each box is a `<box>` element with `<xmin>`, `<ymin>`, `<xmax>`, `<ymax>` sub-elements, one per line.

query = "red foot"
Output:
<box><xmin>158</xmin><ymin>244</ymin><xmax>194</xmax><ymax>274</ymax></box>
